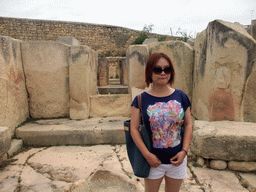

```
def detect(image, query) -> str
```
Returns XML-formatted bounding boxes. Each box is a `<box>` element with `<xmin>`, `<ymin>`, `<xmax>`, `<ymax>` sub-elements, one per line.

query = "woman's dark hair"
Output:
<box><xmin>145</xmin><ymin>52</ymin><xmax>175</xmax><ymax>87</ymax></box>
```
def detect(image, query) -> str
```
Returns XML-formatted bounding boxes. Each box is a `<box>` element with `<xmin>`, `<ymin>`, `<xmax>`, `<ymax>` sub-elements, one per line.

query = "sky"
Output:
<box><xmin>0</xmin><ymin>0</ymin><xmax>256</xmax><ymax>37</ymax></box>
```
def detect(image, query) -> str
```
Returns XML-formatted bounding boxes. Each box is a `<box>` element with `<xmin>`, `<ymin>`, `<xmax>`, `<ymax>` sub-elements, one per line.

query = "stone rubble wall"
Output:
<box><xmin>0</xmin><ymin>17</ymin><xmax>178</xmax><ymax>57</ymax></box>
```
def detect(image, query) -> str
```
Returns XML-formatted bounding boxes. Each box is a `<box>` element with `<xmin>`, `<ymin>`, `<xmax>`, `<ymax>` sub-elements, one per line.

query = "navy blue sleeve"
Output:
<box><xmin>131</xmin><ymin>95</ymin><xmax>139</xmax><ymax>108</ymax></box>
<box><xmin>181</xmin><ymin>91</ymin><xmax>191</xmax><ymax>112</ymax></box>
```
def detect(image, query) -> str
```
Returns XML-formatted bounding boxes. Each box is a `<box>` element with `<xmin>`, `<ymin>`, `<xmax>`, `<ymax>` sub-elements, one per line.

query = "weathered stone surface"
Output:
<box><xmin>196</xmin><ymin>156</ymin><xmax>205</xmax><ymax>167</ymax></box>
<box><xmin>126</xmin><ymin>45</ymin><xmax>149</xmax><ymax>92</ymax></box>
<box><xmin>143</xmin><ymin>38</ymin><xmax>158</xmax><ymax>45</ymax></box>
<box><xmin>0</xmin><ymin>143</ymin><xmax>252</xmax><ymax>192</ymax></box>
<box><xmin>242</xmin><ymin>64</ymin><xmax>256</xmax><ymax>122</ymax></box>
<box><xmin>82</xmin><ymin>169</ymin><xmax>141</xmax><ymax>191</ymax></box>
<box><xmin>16</xmin><ymin>117</ymin><xmax>127</xmax><ymax>146</ymax></box>
<box><xmin>0</xmin><ymin>127</ymin><xmax>12</xmax><ymax>157</ymax></box>
<box><xmin>228</xmin><ymin>161</ymin><xmax>256</xmax><ymax>172</ymax></box>
<box><xmin>239</xmin><ymin>172</ymin><xmax>256</xmax><ymax>191</ymax></box>
<box><xmin>98</xmin><ymin>57</ymin><xmax>109</xmax><ymax>86</ymax></box>
<box><xmin>7</xmin><ymin>139</ymin><xmax>23</xmax><ymax>158</ymax></box>
<box><xmin>19</xmin><ymin>165</ymin><xmax>53</xmax><ymax>191</ymax></box>
<box><xmin>0</xmin><ymin>36</ymin><xmax>29</xmax><ymax>134</ymax></box>
<box><xmin>70</xmin><ymin>45</ymin><xmax>98</xmax><ymax>120</ymax></box>
<box><xmin>58</xmin><ymin>36</ymin><xmax>81</xmax><ymax>46</ymax></box>
<box><xmin>121</xmin><ymin>57</ymin><xmax>129</xmax><ymax>86</ymax></box>
<box><xmin>191</xmin><ymin>120</ymin><xmax>256</xmax><ymax>161</ymax></box>
<box><xmin>188</xmin><ymin>163</ymin><xmax>248</xmax><ymax>192</ymax></box>
<box><xmin>90</xmin><ymin>94</ymin><xmax>132</xmax><ymax>118</ymax></box>
<box><xmin>21</xmin><ymin>41</ymin><xmax>70</xmax><ymax>118</ymax></box>
<box><xmin>148</xmin><ymin>41</ymin><xmax>194</xmax><ymax>100</ymax></box>
<box><xmin>0</xmin><ymin>164</ymin><xmax>21</xmax><ymax>191</ymax></box>
<box><xmin>192</xmin><ymin>19</ymin><xmax>256</xmax><ymax>121</ymax></box>
<box><xmin>210</xmin><ymin>160</ymin><xmax>227</xmax><ymax>170</ymax></box>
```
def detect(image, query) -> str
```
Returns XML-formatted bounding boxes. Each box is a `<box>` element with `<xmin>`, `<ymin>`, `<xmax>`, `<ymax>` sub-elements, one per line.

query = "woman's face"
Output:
<box><xmin>151</xmin><ymin>58</ymin><xmax>171</xmax><ymax>85</ymax></box>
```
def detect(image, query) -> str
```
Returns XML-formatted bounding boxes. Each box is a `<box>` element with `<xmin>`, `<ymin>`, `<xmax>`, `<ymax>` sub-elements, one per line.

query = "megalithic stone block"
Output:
<box><xmin>0</xmin><ymin>36</ymin><xmax>29</xmax><ymax>134</ymax></box>
<box><xmin>192</xmin><ymin>20</ymin><xmax>256</xmax><ymax>121</ymax></box>
<box><xmin>126</xmin><ymin>45</ymin><xmax>149</xmax><ymax>92</ymax></box>
<box><xmin>21</xmin><ymin>41</ymin><xmax>70</xmax><ymax>118</ymax></box>
<box><xmin>0</xmin><ymin>127</ymin><xmax>11</xmax><ymax>157</ymax></box>
<box><xmin>69</xmin><ymin>45</ymin><xmax>98</xmax><ymax>120</ymax></box>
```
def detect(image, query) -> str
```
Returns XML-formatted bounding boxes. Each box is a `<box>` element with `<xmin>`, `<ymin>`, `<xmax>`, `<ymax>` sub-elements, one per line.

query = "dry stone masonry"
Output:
<box><xmin>0</xmin><ymin>17</ymin><xmax>177</xmax><ymax>57</ymax></box>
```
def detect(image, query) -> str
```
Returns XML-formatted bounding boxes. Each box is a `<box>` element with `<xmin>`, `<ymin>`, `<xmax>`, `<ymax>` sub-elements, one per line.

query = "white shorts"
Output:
<box><xmin>147</xmin><ymin>156</ymin><xmax>187</xmax><ymax>180</ymax></box>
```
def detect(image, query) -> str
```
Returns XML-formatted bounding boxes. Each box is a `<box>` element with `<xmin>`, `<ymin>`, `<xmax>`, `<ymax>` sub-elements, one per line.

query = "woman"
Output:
<box><xmin>130</xmin><ymin>52</ymin><xmax>193</xmax><ymax>192</ymax></box>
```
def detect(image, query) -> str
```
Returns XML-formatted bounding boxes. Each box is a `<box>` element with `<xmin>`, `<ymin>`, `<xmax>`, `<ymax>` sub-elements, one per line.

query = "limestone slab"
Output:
<box><xmin>69</xmin><ymin>45</ymin><xmax>98</xmax><ymax>120</ymax></box>
<box><xmin>0</xmin><ymin>127</ymin><xmax>12</xmax><ymax>157</ymax></box>
<box><xmin>0</xmin><ymin>36</ymin><xmax>29</xmax><ymax>134</ymax></box>
<box><xmin>191</xmin><ymin>120</ymin><xmax>256</xmax><ymax>161</ymax></box>
<box><xmin>189</xmin><ymin>165</ymin><xmax>248</xmax><ymax>192</ymax></box>
<box><xmin>16</xmin><ymin>118</ymin><xmax>127</xmax><ymax>146</ymax></box>
<box><xmin>240</xmin><ymin>172</ymin><xmax>256</xmax><ymax>190</ymax></box>
<box><xmin>126</xmin><ymin>45</ymin><xmax>149</xmax><ymax>92</ymax></box>
<box><xmin>192</xmin><ymin>19</ymin><xmax>256</xmax><ymax>121</ymax></box>
<box><xmin>7</xmin><ymin>139</ymin><xmax>23</xmax><ymax>157</ymax></box>
<box><xmin>21</xmin><ymin>41</ymin><xmax>70</xmax><ymax>119</ymax></box>
<box><xmin>90</xmin><ymin>94</ymin><xmax>132</xmax><ymax>118</ymax></box>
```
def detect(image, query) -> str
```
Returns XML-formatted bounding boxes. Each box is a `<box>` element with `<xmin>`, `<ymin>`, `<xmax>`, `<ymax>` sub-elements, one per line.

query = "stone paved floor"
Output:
<box><xmin>0</xmin><ymin>144</ymin><xmax>255</xmax><ymax>192</ymax></box>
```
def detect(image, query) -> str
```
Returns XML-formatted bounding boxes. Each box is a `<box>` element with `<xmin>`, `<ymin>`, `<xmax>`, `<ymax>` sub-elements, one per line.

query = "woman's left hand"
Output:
<box><xmin>170</xmin><ymin>151</ymin><xmax>186</xmax><ymax>166</ymax></box>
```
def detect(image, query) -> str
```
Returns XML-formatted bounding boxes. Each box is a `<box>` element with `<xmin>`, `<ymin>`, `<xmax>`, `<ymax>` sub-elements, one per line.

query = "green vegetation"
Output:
<box><xmin>131</xmin><ymin>24</ymin><xmax>154</xmax><ymax>45</ymax></box>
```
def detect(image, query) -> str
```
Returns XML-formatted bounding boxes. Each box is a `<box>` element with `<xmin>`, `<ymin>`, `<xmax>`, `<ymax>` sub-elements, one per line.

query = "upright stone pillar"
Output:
<box><xmin>242</xmin><ymin>64</ymin><xmax>256</xmax><ymax>122</ymax></box>
<box><xmin>98</xmin><ymin>58</ymin><xmax>109</xmax><ymax>86</ymax></box>
<box><xmin>192</xmin><ymin>20</ymin><xmax>256</xmax><ymax>121</ymax></box>
<box><xmin>70</xmin><ymin>45</ymin><xmax>98</xmax><ymax>120</ymax></box>
<box><xmin>120</xmin><ymin>57</ymin><xmax>128</xmax><ymax>86</ymax></box>
<box><xmin>21</xmin><ymin>42</ymin><xmax>70</xmax><ymax>118</ymax></box>
<box><xmin>126</xmin><ymin>45</ymin><xmax>149</xmax><ymax>93</ymax></box>
<box><xmin>0</xmin><ymin>36</ymin><xmax>29</xmax><ymax>134</ymax></box>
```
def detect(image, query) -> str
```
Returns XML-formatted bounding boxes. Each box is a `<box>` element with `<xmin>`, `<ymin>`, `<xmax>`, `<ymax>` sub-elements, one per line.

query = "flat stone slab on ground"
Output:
<box><xmin>15</xmin><ymin>117</ymin><xmax>128</xmax><ymax>146</ymax></box>
<box><xmin>188</xmin><ymin>163</ymin><xmax>249</xmax><ymax>192</ymax></box>
<box><xmin>1</xmin><ymin>144</ymin><xmax>254</xmax><ymax>192</ymax></box>
<box><xmin>191</xmin><ymin>120</ymin><xmax>256</xmax><ymax>161</ymax></box>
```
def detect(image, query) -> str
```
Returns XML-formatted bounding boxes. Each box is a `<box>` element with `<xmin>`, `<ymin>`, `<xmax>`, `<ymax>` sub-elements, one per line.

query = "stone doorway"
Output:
<box><xmin>97</xmin><ymin>57</ymin><xmax>128</xmax><ymax>94</ymax></box>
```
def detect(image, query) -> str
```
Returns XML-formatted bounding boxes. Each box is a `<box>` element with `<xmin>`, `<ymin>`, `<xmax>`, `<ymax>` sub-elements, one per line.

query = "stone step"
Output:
<box><xmin>15</xmin><ymin>117</ymin><xmax>129</xmax><ymax>146</ymax></box>
<box><xmin>97</xmin><ymin>85</ymin><xmax>128</xmax><ymax>94</ymax></box>
<box><xmin>109</xmin><ymin>78</ymin><xmax>121</xmax><ymax>85</ymax></box>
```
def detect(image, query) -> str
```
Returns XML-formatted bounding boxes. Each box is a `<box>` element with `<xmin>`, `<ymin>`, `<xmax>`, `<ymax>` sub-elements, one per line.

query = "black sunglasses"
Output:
<box><xmin>153</xmin><ymin>67</ymin><xmax>172</xmax><ymax>74</ymax></box>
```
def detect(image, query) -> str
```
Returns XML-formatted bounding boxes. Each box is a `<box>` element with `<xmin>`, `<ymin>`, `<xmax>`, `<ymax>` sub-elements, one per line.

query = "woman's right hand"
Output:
<box><xmin>145</xmin><ymin>152</ymin><xmax>161</xmax><ymax>168</ymax></box>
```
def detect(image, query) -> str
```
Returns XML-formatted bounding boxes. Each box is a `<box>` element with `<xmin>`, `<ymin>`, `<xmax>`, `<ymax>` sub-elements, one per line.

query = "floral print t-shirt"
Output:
<box><xmin>131</xmin><ymin>89</ymin><xmax>191</xmax><ymax>164</ymax></box>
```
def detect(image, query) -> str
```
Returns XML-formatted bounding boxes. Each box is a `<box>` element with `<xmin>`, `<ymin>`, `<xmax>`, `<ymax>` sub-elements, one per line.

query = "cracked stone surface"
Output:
<box><xmin>0</xmin><ymin>145</ymin><xmax>254</xmax><ymax>192</ymax></box>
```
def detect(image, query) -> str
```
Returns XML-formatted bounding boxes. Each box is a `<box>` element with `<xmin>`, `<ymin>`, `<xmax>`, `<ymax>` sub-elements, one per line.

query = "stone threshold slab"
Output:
<box><xmin>15</xmin><ymin>117</ymin><xmax>128</xmax><ymax>146</ymax></box>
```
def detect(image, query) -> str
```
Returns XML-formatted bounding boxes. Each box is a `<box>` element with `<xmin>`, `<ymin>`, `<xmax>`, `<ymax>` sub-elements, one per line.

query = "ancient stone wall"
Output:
<box><xmin>0</xmin><ymin>17</ymin><xmax>178</xmax><ymax>57</ymax></box>
<box><xmin>0</xmin><ymin>36</ymin><xmax>98</xmax><ymax>134</ymax></box>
